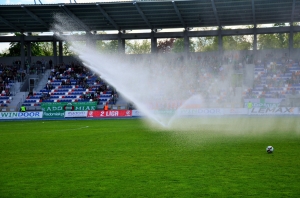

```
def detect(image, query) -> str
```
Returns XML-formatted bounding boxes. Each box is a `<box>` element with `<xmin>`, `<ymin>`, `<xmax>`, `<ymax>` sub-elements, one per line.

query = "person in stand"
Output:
<box><xmin>20</xmin><ymin>105</ymin><xmax>26</xmax><ymax>112</ymax></box>
<box><xmin>104</xmin><ymin>103</ymin><xmax>109</xmax><ymax>111</ymax></box>
<box><xmin>247</xmin><ymin>101</ymin><xmax>253</xmax><ymax>115</ymax></box>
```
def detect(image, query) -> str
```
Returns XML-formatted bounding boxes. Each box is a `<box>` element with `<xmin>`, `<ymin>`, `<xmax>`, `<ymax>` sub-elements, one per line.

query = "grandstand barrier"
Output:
<box><xmin>0</xmin><ymin>111</ymin><xmax>43</xmax><ymax>119</ymax></box>
<box><xmin>0</xmin><ymin>108</ymin><xmax>299</xmax><ymax>120</ymax></box>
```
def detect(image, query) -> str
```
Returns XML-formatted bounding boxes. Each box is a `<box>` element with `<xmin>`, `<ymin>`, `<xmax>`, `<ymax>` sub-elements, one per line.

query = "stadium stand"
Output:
<box><xmin>22</xmin><ymin>63</ymin><xmax>117</xmax><ymax>107</ymax></box>
<box><xmin>243</xmin><ymin>58</ymin><xmax>300</xmax><ymax>102</ymax></box>
<box><xmin>0</xmin><ymin>64</ymin><xmax>22</xmax><ymax>107</ymax></box>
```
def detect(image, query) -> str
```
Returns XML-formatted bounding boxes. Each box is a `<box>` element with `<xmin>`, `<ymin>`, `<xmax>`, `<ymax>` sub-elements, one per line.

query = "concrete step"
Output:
<box><xmin>8</xmin><ymin>91</ymin><xmax>27</xmax><ymax>110</ymax></box>
<box><xmin>115</xmin><ymin>94</ymin><xmax>129</xmax><ymax>105</ymax></box>
<box><xmin>34</xmin><ymin>69</ymin><xmax>51</xmax><ymax>92</ymax></box>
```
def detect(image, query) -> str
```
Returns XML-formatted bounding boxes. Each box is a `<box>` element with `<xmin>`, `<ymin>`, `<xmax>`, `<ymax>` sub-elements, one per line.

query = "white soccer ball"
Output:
<box><xmin>266</xmin><ymin>146</ymin><xmax>274</xmax><ymax>153</ymax></box>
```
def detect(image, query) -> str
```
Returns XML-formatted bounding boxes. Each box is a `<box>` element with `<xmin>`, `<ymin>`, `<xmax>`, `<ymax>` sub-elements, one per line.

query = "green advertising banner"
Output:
<box><xmin>41</xmin><ymin>102</ymin><xmax>97</xmax><ymax>118</ymax></box>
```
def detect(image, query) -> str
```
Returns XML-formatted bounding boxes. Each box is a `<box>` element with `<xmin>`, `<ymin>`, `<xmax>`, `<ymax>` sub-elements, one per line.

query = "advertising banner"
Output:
<box><xmin>249</xmin><ymin>107</ymin><xmax>298</xmax><ymax>115</ymax></box>
<box><xmin>132</xmin><ymin>109</ymin><xmax>223</xmax><ymax>117</ymax></box>
<box><xmin>177</xmin><ymin>108</ymin><xmax>223</xmax><ymax>116</ymax></box>
<box><xmin>244</xmin><ymin>98</ymin><xmax>282</xmax><ymax>108</ymax></box>
<box><xmin>64</xmin><ymin>111</ymin><xmax>88</xmax><ymax>118</ymax></box>
<box><xmin>132</xmin><ymin>110</ymin><xmax>144</xmax><ymax>117</ymax></box>
<box><xmin>41</xmin><ymin>102</ymin><xmax>97</xmax><ymax>118</ymax></box>
<box><xmin>223</xmin><ymin>108</ymin><xmax>248</xmax><ymax>115</ymax></box>
<box><xmin>0</xmin><ymin>111</ymin><xmax>43</xmax><ymax>119</ymax></box>
<box><xmin>87</xmin><ymin>110</ymin><xmax>132</xmax><ymax>118</ymax></box>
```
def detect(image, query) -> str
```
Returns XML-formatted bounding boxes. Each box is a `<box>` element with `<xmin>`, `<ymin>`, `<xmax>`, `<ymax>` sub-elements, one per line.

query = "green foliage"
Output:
<box><xmin>156</xmin><ymin>38</ymin><xmax>196</xmax><ymax>53</ymax></box>
<box><xmin>0</xmin><ymin>118</ymin><xmax>300</xmax><ymax>197</ymax></box>
<box><xmin>96</xmin><ymin>40</ymin><xmax>119</xmax><ymax>53</ymax></box>
<box><xmin>293</xmin><ymin>32</ymin><xmax>300</xmax><ymax>48</ymax></box>
<box><xmin>257</xmin><ymin>24</ymin><xmax>289</xmax><ymax>49</ymax></box>
<box><xmin>125</xmin><ymin>39</ymin><xmax>151</xmax><ymax>54</ymax></box>
<box><xmin>0</xmin><ymin>33</ymin><xmax>53</xmax><ymax>57</ymax></box>
<box><xmin>172</xmin><ymin>38</ymin><xmax>196</xmax><ymax>53</ymax></box>
<box><xmin>194</xmin><ymin>36</ymin><xmax>219</xmax><ymax>52</ymax></box>
<box><xmin>157</xmin><ymin>38</ymin><xmax>176</xmax><ymax>53</ymax></box>
<box><xmin>258</xmin><ymin>33</ymin><xmax>289</xmax><ymax>49</ymax></box>
<box><xmin>63</xmin><ymin>41</ymin><xmax>75</xmax><ymax>56</ymax></box>
<box><xmin>223</xmin><ymin>35</ymin><xmax>252</xmax><ymax>51</ymax></box>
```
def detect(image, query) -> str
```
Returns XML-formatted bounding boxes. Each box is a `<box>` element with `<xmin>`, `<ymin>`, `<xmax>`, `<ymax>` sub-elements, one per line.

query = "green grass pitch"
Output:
<box><xmin>0</xmin><ymin>118</ymin><xmax>300</xmax><ymax>197</ymax></box>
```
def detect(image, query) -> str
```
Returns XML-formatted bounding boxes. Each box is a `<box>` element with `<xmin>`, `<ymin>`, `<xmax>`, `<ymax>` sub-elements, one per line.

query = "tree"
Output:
<box><xmin>293</xmin><ymin>32</ymin><xmax>300</xmax><ymax>48</ymax></box>
<box><xmin>0</xmin><ymin>33</ymin><xmax>53</xmax><ymax>57</ymax></box>
<box><xmin>39</xmin><ymin>42</ymin><xmax>53</xmax><ymax>56</ymax></box>
<box><xmin>194</xmin><ymin>36</ymin><xmax>218</xmax><ymax>52</ymax></box>
<box><xmin>125</xmin><ymin>39</ymin><xmax>151</xmax><ymax>54</ymax></box>
<box><xmin>172</xmin><ymin>38</ymin><xmax>196</xmax><ymax>53</ymax></box>
<box><xmin>257</xmin><ymin>23</ymin><xmax>289</xmax><ymax>49</ymax></box>
<box><xmin>96</xmin><ymin>40</ymin><xmax>118</xmax><ymax>53</ymax></box>
<box><xmin>63</xmin><ymin>41</ymin><xmax>75</xmax><ymax>56</ymax></box>
<box><xmin>223</xmin><ymin>35</ymin><xmax>252</xmax><ymax>50</ymax></box>
<box><xmin>157</xmin><ymin>38</ymin><xmax>176</xmax><ymax>53</ymax></box>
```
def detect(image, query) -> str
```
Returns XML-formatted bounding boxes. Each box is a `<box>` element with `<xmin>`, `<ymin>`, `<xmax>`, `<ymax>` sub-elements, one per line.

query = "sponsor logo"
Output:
<box><xmin>43</xmin><ymin>112</ymin><xmax>65</xmax><ymax>117</ymax></box>
<box><xmin>0</xmin><ymin>112</ymin><xmax>43</xmax><ymax>119</ymax></box>
<box><xmin>179</xmin><ymin>108</ymin><xmax>222</xmax><ymax>115</ymax></box>
<box><xmin>65</xmin><ymin>111</ymin><xmax>88</xmax><ymax>118</ymax></box>
<box><xmin>250</xmin><ymin>107</ymin><xmax>296</xmax><ymax>114</ymax></box>
<box><xmin>87</xmin><ymin>110</ymin><xmax>132</xmax><ymax>117</ymax></box>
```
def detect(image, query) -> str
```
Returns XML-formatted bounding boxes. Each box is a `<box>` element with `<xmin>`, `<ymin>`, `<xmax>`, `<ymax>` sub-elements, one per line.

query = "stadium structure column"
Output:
<box><xmin>53</xmin><ymin>37</ymin><xmax>57</xmax><ymax>68</ymax></box>
<box><xmin>20</xmin><ymin>33</ymin><xmax>25</xmax><ymax>70</ymax></box>
<box><xmin>184</xmin><ymin>29</ymin><xmax>189</xmax><ymax>55</ymax></box>
<box><xmin>218</xmin><ymin>27</ymin><xmax>223</xmax><ymax>59</ymax></box>
<box><xmin>253</xmin><ymin>26</ymin><xmax>257</xmax><ymax>60</ymax></box>
<box><xmin>289</xmin><ymin>24</ymin><xmax>294</xmax><ymax>57</ymax></box>
<box><xmin>26</xmin><ymin>41</ymin><xmax>31</xmax><ymax>66</ymax></box>
<box><xmin>58</xmin><ymin>40</ymin><xmax>63</xmax><ymax>64</ymax></box>
<box><xmin>118</xmin><ymin>31</ymin><xmax>125</xmax><ymax>54</ymax></box>
<box><xmin>86</xmin><ymin>32</ymin><xmax>95</xmax><ymax>49</ymax></box>
<box><xmin>151</xmin><ymin>30</ymin><xmax>157</xmax><ymax>54</ymax></box>
<box><xmin>26</xmin><ymin>33</ymin><xmax>32</xmax><ymax>66</ymax></box>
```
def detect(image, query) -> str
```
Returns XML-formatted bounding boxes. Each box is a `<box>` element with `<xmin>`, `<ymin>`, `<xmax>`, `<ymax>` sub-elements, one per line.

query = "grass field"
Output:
<box><xmin>0</xmin><ymin>118</ymin><xmax>300</xmax><ymax>197</ymax></box>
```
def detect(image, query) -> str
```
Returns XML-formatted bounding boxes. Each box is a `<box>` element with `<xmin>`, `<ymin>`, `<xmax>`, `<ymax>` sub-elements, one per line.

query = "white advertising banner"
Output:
<box><xmin>64</xmin><ymin>111</ymin><xmax>88</xmax><ymax>118</ymax></box>
<box><xmin>249</xmin><ymin>107</ymin><xmax>298</xmax><ymax>115</ymax></box>
<box><xmin>223</xmin><ymin>108</ymin><xmax>248</xmax><ymax>115</ymax></box>
<box><xmin>132</xmin><ymin>110</ymin><xmax>144</xmax><ymax>117</ymax></box>
<box><xmin>177</xmin><ymin>108</ymin><xmax>223</xmax><ymax>116</ymax></box>
<box><xmin>0</xmin><ymin>112</ymin><xmax>43</xmax><ymax>119</ymax></box>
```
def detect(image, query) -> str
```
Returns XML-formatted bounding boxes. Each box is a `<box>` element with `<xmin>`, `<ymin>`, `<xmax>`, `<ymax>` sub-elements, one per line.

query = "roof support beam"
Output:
<box><xmin>211</xmin><ymin>0</ymin><xmax>220</xmax><ymax>27</ymax></box>
<box><xmin>172</xmin><ymin>1</ymin><xmax>186</xmax><ymax>28</ymax></box>
<box><xmin>96</xmin><ymin>4</ymin><xmax>119</xmax><ymax>30</ymax></box>
<box><xmin>21</xmin><ymin>5</ymin><xmax>48</xmax><ymax>29</ymax></box>
<box><xmin>251</xmin><ymin>0</ymin><xmax>256</xmax><ymax>27</ymax></box>
<box><xmin>291</xmin><ymin>0</ymin><xmax>296</xmax><ymax>24</ymax></box>
<box><xmin>2</xmin><ymin>26</ymin><xmax>300</xmax><ymax>42</ymax></box>
<box><xmin>0</xmin><ymin>15</ymin><xmax>21</xmax><ymax>32</ymax></box>
<box><xmin>59</xmin><ymin>5</ymin><xmax>91</xmax><ymax>33</ymax></box>
<box><xmin>133</xmin><ymin>1</ymin><xmax>152</xmax><ymax>29</ymax></box>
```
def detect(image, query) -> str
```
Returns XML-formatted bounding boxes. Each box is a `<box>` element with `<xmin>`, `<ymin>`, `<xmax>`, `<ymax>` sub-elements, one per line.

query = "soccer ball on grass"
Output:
<box><xmin>266</xmin><ymin>146</ymin><xmax>274</xmax><ymax>154</ymax></box>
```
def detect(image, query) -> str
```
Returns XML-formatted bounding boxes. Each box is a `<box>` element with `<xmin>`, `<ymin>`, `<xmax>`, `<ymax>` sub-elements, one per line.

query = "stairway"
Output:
<box><xmin>243</xmin><ymin>64</ymin><xmax>254</xmax><ymax>88</ymax></box>
<box><xmin>5</xmin><ymin>70</ymin><xmax>51</xmax><ymax>111</ymax></box>
<box><xmin>6</xmin><ymin>82</ymin><xmax>27</xmax><ymax>111</ymax></box>
<box><xmin>33</xmin><ymin>69</ymin><xmax>51</xmax><ymax>92</ymax></box>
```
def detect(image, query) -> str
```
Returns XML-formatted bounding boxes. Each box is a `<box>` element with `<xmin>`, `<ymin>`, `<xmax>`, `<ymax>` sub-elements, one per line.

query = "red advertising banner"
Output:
<box><xmin>87</xmin><ymin>110</ymin><xmax>132</xmax><ymax>118</ymax></box>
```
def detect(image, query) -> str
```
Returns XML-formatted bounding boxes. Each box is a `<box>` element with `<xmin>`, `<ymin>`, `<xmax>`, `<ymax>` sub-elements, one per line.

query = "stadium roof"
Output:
<box><xmin>0</xmin><ymin>0</ymin><xmax>299</xmax><ymax>33</ymax></box>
